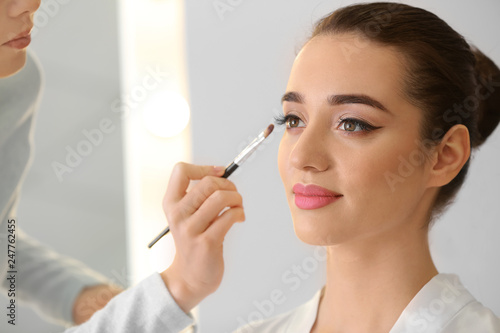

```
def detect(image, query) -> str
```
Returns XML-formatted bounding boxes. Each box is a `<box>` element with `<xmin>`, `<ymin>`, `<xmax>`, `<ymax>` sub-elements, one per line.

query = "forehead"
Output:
<box><xmin>287</xmin><ymin>34</ymin><xmax>406</xmax><ymax>107</ymax></box>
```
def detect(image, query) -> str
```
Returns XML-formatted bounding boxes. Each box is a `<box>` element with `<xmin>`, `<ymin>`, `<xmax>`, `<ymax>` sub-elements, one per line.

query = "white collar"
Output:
<box><xmin>286</xmin><ymin>273</ymin><xmax>474</xmax><ymax>332</ymax></box>
<box><xmin>286</xmin><ymin>287</ymin><xmax>323</xmax><ymax>330</ymax></box>
<box><xmin>390</xmin><ymin>274</ymin><xmax>474</xmax><ymax>333</ymax></box>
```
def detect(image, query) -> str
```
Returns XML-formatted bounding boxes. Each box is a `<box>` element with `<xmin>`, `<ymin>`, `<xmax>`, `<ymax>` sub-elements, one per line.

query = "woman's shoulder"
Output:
<box><xmin>233</xmin><ymin>289</ymin><xmax>322</xmax><ymax>333</ymax></box>
<box><xmin>442</xmin><ymin>299</ymin><xmax>500</xmax><ymax>332</ymax></box>
<box><xmin>391</xmin><ymin>273</ymin><xmax>500</xmax><ymax>333</ymax></box>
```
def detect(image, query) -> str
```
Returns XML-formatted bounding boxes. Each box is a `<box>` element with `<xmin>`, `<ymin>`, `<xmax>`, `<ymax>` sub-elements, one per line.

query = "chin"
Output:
<box><xmin>292</xmin><ymin>215</ymin><xmax>346</xmax><ymax>246</ymax></box>
<box><xmin>0</xmin><ymin>50</ymin><xmax>27</xmax><ymax>78</ymax></box>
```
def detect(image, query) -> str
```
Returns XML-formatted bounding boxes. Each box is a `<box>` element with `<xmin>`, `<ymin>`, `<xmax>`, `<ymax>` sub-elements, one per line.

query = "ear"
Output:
<box><xmin>427</xmin><ymin>124</ymin><xmax>471</xmax><ymax>188</ymax></box>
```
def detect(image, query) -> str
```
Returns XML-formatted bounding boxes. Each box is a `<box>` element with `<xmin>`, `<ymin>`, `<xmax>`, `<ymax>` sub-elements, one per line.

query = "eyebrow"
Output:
<box><xmin>280</xmin><ymin>91</ymin><xmax>389</xmax><ymax>113</ymax></box>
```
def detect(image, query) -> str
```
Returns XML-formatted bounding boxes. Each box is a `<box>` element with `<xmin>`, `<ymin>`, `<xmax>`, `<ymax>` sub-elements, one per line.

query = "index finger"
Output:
<box><xmin>165</xmin><ymin>162</ymin><xmax>225</xmax><ymax>204</ymax></box>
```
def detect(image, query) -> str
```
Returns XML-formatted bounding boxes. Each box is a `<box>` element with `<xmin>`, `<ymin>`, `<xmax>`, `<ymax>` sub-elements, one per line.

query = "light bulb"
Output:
<box><xmin>142</xmin><ymin>90</ymin><xmax>190</xmax><ymax>138</ymax></box>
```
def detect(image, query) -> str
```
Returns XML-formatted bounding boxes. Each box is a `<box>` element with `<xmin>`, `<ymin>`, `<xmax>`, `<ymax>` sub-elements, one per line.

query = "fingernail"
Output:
<box><xmin>213</xmin><ymin>166</ymin><xmax>225</xmax><ymax>174</ymax></box>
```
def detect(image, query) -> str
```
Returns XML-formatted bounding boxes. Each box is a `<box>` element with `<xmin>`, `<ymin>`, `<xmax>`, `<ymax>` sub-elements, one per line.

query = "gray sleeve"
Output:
<box><xmin>64</xmin><ymin>273</ymin><xmax>196</xmax><ymax>333</ymax></box>
<box><xmin>5</xmin><ymin>230</ymin><xmax>110</xmax><ymax>326</ymax></box>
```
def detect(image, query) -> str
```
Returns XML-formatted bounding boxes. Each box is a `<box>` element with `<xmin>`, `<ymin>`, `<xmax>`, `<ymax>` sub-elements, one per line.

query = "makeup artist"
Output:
<box><xmin>0</xmin><ymin>0</ymin><xmax>124</xmax><ymax>328</ymax></box>
<box><xmin>1</xmin><ymin>1</ymin><xmax>240</xmax><ymax>332</ymax></box>
<box><xmin>0</xmin><ymin>23</ymin><xmax>239</xmax><ymax>331</ymax></box>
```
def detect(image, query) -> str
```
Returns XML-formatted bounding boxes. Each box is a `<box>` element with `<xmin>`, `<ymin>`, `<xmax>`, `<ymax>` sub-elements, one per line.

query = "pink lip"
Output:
<box><xmin>292</xmin><ymin>183</ymin><xmax>343</xmax><ymax>210</ymax></box>
<box><xmin>3</xmin><ymin>29</ymin><xmax>32</xmax><ymax>49</ymax></box>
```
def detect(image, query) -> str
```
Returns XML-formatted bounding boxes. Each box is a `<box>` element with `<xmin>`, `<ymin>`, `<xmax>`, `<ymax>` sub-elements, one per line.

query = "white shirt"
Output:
<box><xmin>235</xmin><ymin>274</ymin><xmax>500</xmax><ymax>332</ymax></box>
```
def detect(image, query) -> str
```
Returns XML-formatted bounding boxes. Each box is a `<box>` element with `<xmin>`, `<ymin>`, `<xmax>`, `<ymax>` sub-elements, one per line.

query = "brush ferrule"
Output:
<box><xmin>234</xmin><ymin>133</ymin><xmax>265</xmax><ymax>165</ymax></box>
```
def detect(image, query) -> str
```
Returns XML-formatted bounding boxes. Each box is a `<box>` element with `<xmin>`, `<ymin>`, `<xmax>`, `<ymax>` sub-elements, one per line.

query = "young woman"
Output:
<box><xmin>161</xmin><ymin>2</ymin><xmax>500</xmax><ymax>332</ymax></box>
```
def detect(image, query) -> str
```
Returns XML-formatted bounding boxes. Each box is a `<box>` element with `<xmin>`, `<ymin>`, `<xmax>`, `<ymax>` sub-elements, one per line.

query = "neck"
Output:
<box><xmin>313</xmin><ymin>223</ymin><xmax>438</xmax><ymax>333</ymax></box>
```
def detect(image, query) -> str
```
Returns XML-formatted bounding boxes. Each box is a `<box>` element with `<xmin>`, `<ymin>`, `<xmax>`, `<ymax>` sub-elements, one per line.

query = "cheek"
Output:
<box><xmin>382</xmin><ymin>142</ymin><xmax>429</xmax><ymax>193</ymax></box>
<box><xmin>277</xmin><ymin>135</ymin><xmax>290</xmax><ymax>185</ymax></box>
<box><xmin>347</xmin><ymin>134</ymin><xmax>428</xmax><ymax>218</ymax></box>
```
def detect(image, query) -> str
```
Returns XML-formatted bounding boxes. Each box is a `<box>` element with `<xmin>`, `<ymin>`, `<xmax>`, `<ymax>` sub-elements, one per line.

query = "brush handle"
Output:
<box><xmin>148</xmin><ymin>226</ymin><xmax>170</xmax><ymax>248</ymax></box>
<box><xmin>221</xmin><ymin>162</ymin><xmax>238</xmax><ymax>179</ymax></box>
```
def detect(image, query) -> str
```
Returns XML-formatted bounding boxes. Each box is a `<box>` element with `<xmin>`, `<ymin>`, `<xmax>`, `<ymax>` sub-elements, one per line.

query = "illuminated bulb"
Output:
<box><xmin>142</xmin><ymin>90</ymin><xmax>190</xmax><ymax>138</ymax></box>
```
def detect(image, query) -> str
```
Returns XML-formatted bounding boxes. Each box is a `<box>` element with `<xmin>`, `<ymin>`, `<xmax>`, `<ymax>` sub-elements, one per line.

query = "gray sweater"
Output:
<box><xmin>0</xmin><ymin>53</ymin><xmax>195</xmax><ymax>332</ymax></box>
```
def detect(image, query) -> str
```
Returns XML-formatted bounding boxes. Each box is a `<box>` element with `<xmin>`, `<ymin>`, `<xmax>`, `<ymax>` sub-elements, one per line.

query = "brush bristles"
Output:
<box><xmin>264</xmin><ymin>124</ymin><xmax>274</xmax><ymax>138</ymax></box>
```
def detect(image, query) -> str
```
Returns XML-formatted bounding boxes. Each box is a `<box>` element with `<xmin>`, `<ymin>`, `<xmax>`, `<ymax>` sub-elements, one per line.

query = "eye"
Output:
<box><xmin>286</xmin><ymin>115</ymin><xmax>303</xmax><ymax>128</ymax></box>
<box><xmin>337</xmin><ymin>117</ymin><xmax>379</xmax><ymax>133</ymax></box>
<box><xmin>275</xmin><ymin>114</ymin><xmax>305</xmax><ymax>129</ymax></box>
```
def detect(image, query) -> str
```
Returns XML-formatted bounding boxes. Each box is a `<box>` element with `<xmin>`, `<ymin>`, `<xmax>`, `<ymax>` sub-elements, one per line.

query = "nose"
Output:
<box><xmin>7</xmin><ymin>0</ymin><xmax>41</xmax><ymax>17</ymax></box>
<box><xmin>289</xmin><ymin>122</ymin><xmax>331</xmax><ymax>173</ymax></box>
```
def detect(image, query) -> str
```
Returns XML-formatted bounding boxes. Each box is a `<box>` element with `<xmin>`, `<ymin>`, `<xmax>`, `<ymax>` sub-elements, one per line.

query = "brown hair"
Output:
<box><xmin>310</xmin><ymin>2</ymin><xmax>500</xmax><ymax>219</ymax></box>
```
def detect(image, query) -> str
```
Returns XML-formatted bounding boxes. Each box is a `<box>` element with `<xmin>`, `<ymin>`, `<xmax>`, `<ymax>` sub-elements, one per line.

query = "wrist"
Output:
<box><xmin>160</xmin><ymin>268</ymin><xmax>200</xmax><ymax>313</ymax></box>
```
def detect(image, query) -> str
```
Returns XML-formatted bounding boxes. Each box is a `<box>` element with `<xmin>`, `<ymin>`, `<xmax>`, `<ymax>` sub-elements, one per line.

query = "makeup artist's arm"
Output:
<box><xmin>73</xmin><ymin>162</ymin><xmax>241</xmax><ymax>322</ymax></box>
<box><xmin>159</xmin><ymin>162</ymin><xmax>246</xmax><ymax>313</ymax></box>
<box><xmin>7</xmin><ymin>229</ymin><xmax>122</xmax><ymax>328</ymax></box>
<box><xmin>61</xmin><ymin>163</ymin><xmax>241</xmax><ymax>332</ymax></box>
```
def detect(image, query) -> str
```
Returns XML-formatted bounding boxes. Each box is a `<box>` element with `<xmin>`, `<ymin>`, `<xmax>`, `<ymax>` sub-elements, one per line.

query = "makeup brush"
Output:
<box><xmin>148</xmin><ymin>124</ymin><xmax>274</xmax><ymax>248</ymax></box>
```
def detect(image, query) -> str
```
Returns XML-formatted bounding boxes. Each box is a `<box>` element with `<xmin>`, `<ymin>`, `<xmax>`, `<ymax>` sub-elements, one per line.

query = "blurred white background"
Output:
<box><xmin>1</xmin><ymin>0</ymin><xmax>499</xmax><ymax>332</ymax></box>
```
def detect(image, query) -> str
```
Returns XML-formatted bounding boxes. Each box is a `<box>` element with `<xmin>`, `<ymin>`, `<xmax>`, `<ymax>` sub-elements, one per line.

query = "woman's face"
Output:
<box><xmin>278</xmin><ymin>34</ymin><xmax>435</xmax><ymax>246</ymax></box>
<box><xmin>0</xmin><ymin>0</ymin><xmax>40</xmax><ymax>78</ymax></box>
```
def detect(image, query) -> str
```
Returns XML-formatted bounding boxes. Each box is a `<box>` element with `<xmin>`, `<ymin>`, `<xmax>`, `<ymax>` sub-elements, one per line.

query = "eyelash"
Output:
<box><xmin>274</xmin><ymin>113</ymin><xmax>380</xmax><ymax>133</ymax></box>
<box><xmin>274</xmin><ymin>114</ymin><xmax>299</xmax><ymax>126</ymax></box>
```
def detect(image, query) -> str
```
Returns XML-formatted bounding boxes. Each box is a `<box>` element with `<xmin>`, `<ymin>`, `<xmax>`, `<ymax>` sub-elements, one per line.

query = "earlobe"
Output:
<box><xmin>427</xmin><ymin>124</ymin><xmax>471</xmax><ymax>188</ymax></box>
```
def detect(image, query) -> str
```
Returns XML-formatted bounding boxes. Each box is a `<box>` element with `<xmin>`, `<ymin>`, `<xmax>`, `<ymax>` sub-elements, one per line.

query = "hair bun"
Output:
<box><xmin>471</xmin><ymin>46</ymin><xmax>500</xmax><ymax>146</ymax></box>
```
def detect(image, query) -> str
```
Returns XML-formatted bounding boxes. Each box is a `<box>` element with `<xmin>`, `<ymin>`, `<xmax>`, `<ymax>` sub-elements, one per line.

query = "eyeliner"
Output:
<box><xmin>148</xmin><ymin>124</ymin><xmax>275</xmax><ymax>248</ymax></box>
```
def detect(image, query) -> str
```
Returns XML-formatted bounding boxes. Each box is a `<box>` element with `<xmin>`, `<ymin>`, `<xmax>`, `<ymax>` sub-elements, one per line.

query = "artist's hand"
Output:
<box><xmin>72</xmin><ymin>284</ymin><xmax>123</xmax><ymax>324</ymax></box>
<box><xmin>160</xmin><ymin>162</ymin><xmax>245</xmax><ymax>313</ymax></box>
